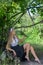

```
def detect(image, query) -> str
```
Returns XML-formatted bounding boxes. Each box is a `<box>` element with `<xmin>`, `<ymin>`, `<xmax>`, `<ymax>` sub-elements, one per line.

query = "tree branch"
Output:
<box><xmin>27</xmin><ymin>6</ymin><xmax>43</xmax><ymax>10</ymax></box>
<box><xmin>28</xmin><ymin>0</ymin><xmax>34</xmax><ymax>7</ymax></box>
<box><xmin>14</xmin><ymin>20</ymin><xmax>43</xmax><ymax>29</ymax></box>
<box><xmin>11</xmin><ymin>13</ymin><xmax>24</xmax><ymax>27</ymax></box>
<box><xmin>8</xmin><ymin>12</ymin><xmax>22</xmax><ymax>21</ymax></box>
<box><xmin>28</xmin><ymin>10</ymin><xmax>34</xmax><ymax>24</ymax></box>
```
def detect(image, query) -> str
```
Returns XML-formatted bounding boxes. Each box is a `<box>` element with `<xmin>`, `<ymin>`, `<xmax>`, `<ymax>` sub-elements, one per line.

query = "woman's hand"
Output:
<box><xmin>13</xmin><ymin>50</ymin><xmax>16</xmax><ymax>56</ymax></box>
<box><xmin>22</xmin><ymin>35</ymin><xmax>26</xmax><ymax>41</ymax></box>
<box><xmin>19</xmin><ymin>36</ymin><xmax>26</xmax><ymax>43</ymax></box>
<box><xmin>23</xmin><ymin>35</ymin><xmax>26</xmax><ymax>39</ymax></box>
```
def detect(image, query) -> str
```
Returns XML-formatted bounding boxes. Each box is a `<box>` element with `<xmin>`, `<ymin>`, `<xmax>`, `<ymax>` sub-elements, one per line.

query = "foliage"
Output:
<box><xmin>0</xmin><ymin>0</ymin><xmax>43</xmax><ymax>46</ymax></box>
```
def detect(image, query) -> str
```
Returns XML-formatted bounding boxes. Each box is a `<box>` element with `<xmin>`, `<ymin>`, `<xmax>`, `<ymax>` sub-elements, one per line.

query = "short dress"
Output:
<box><xmin>11</xmin><ymin>36</ymin><xmax>26</xmax><ymax>60</ymax></box>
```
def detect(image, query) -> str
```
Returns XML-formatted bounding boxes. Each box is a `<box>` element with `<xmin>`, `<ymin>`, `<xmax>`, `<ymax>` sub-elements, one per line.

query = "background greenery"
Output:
<box><xmin>0</xmin><ymin>0</ymin><xmax>43</xmax><ymax>56</ymax></box>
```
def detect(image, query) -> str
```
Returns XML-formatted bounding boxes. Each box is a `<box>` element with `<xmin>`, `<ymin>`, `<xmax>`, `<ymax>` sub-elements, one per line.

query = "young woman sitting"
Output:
<box><xmin>6</xmin><ymin>28</ymin><xmax>41</xmax><ymax>63</ymax></box>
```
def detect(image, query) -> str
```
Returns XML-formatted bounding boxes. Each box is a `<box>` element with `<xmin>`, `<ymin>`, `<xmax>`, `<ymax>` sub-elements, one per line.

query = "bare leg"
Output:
<box><xmin>23</xmin><ymin>43</ymin><xmax>30</xmax><ymax>61</ymax></box>
<box><xmin>30</xmin><ymin>46</ymin><xmax>41</xmax><ymax>63</ymax></box>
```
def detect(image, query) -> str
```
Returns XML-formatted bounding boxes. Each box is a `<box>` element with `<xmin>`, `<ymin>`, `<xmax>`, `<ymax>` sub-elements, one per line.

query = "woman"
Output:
<box><xmin>6</xmin><ymin>28</ymin><xmax>41</xmax><ymax>63</ymax></box>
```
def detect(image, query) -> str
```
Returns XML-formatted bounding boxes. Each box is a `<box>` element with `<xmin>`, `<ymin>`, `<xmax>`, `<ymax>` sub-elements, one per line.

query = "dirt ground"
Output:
<box><xmin>20</xmin><ymin>59</ymin><xmax>43</xmax><ymax>65</ymax></box>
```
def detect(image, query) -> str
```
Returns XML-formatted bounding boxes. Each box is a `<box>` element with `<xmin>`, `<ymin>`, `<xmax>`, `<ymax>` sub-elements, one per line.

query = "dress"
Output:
<box><xmin>11</xmin><ymin>36</ymin><xmax>26</xmax><ymax>59</ymax></box>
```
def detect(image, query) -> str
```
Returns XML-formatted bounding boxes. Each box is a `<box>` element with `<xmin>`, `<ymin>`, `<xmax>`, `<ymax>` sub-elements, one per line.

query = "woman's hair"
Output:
<box><xmin>7</xmin><ymin>28</ymin><xmax>14</xmax><ymax>44</ymax></box>
<box><xmin>9</xmin><ymin>28</ymin><xmax>14</xmax><ymax>32</ymax></box>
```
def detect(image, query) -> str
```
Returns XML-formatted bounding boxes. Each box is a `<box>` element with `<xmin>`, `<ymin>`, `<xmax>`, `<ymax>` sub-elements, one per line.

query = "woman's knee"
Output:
<box><xmin>25</xmin><ymin>43</ymin><xmax>30</xmax><ymax>47</ymax></box>
<box><xmin>23</xmin><ymin>43</ymin><xmax>30</xmax><ymax>49</ymax></box>
<box><xmin>30</xmin><ymin>46</ymin><xmax>34</xmax><ymax>50</ymax></box>
<box><xmin>24</xmin><ymin>43</ymin><xmax>31</xmax><ymax>49</ymax></box>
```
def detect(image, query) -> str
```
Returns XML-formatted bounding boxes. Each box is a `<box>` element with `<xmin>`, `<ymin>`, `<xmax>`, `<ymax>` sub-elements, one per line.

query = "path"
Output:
<box><xmin>20</xmin><ymin>59</ymin><xmax>43</xmax><ymax>65</ymax></box>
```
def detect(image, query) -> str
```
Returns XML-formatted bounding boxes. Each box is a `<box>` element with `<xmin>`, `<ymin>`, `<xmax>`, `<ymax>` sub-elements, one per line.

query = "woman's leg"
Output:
<box><xmin>23</xmin><ymin>43</ymin><xmax>30</xmax><ymax>61</ymax></box>
<box><xmin>23</xmin><ymin>43</ymin><xmax>41</xmax><ymax>63</ymax></box>
<box><xmin>30</xmin><ymin>46</ymin><xmax>41</xmax><ymax>63</ymax></box>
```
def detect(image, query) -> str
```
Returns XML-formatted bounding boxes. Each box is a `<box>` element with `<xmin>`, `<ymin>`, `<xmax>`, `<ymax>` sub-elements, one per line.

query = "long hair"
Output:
<box><xmin>7</xmin><ymin>28</ymin><xmax>14</xmax><ymax>47</ymax></box>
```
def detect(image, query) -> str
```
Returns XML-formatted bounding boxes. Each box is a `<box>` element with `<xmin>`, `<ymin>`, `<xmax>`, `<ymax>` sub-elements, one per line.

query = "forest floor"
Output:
<box><xmin>21</xmin><ymin>60</ymin><xmax>43</xmax><ymax>65</ymax></box>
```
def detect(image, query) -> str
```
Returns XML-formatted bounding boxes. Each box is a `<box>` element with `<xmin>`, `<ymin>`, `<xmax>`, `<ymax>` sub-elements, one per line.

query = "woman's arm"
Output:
<box><xmin>15</xmin><ymin>35</ymin><xmax>26</xmax><ymax>43</ymax></box>
<box><xmin>6</xmin><ymin>42</ymin><xmax>16</xmax><ymax>56</ymax></box>
<box><xmin>6</xmin><ymin>32</ymin><xmax>15</xmax><ymax>53</ymax></box>
<box><xmin>6</xmin><ymin>43</ymin><xmax>14</xmax><ymax>52</ymax></box>
<box><xmin>6</xmin><ymin>37</ymin><xmax>14</xmax><ymax>52</ymax></box>
<box><xmin>19</xmin><ymin>36</ymin><xmax>26</xmax><ymax>43</ymax></box>
<box><xmin>6</xmin><ymin>36</ymin><xmax>16</xmax><ymax>56</ymax></box>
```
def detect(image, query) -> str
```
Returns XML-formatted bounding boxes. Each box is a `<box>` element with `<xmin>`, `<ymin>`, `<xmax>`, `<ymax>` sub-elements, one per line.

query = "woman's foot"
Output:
<box><xmin>35</xmin><ymin>58</ymin><xmax>41</xmax><ymax>64</ymax></box>
<box><xmin>25</xmin><ymin>56</ymin><xmax>30</xmax><ymax>62</ymax></box>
